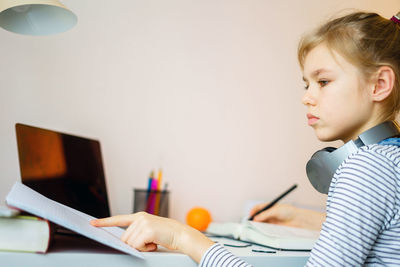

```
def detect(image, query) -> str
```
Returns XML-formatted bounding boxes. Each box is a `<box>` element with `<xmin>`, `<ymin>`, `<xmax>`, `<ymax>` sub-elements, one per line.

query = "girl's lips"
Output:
<box><xmin>307</xmin><ymin>114</ymin><xmax>319</xmax><ymax>126</ymax></box>
<box><xmin>308</xmin><ymin>117</ymin><xmax>319</xmax><ymax>125</ymax></box>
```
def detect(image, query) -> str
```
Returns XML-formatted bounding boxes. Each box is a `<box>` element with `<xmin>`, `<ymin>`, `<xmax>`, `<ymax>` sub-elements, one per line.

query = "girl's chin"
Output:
<box><xmin>314</xmin><ymin>130</ymin><xmax>339</xmax><ymax>142</ymax></box>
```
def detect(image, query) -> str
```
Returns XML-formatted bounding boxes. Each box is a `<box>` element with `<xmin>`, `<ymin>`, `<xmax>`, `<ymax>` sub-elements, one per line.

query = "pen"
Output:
<box><xmin>145</xmin><ymin>171</ymin><xmax>154</xmax><ymax>213</ymax></box>
<box><xmin>154</xmin><ymin>169</ymin><xmax>163</xmax><ymax>215</ymax></box>
<box><xmin>148</xmin><ymin>177</ymin><xmax>158</xmax><ymax>214</ymax></box>
<box><xmin>157</xmin><ymin>169</ymin><xmax>163</xmax><ymax>191</ymax></box>
<box><xmin>248</xmin><ymin>184</ymin><xmax>298</xmax><ymax>221</ymax></box>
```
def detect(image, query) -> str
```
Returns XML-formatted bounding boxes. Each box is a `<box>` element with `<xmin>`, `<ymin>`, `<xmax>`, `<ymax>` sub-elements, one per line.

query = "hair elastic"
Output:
<box><xmin>391</xmin><ymin>15</ymin><xmax>400</xmax><ymax>25</ymax></box>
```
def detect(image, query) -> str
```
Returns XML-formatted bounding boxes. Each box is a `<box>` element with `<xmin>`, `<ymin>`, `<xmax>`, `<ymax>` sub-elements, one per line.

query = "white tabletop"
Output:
<box><xmin>0</xmin><ymin>234</ymin><xmax>309</xmax><ymax>267</ymax></box>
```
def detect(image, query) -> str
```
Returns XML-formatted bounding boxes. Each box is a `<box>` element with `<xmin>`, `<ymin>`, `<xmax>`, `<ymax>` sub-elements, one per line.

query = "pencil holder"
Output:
<box><xmin>133</xmin><ymin>189</ymin><xmax>170</xmax><ymax>217</ymax></box>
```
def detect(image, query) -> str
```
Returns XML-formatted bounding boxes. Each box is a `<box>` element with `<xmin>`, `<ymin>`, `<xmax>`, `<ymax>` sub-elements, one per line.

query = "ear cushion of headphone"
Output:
<box><xmin>306</xmin><ymin>147</ymin><xmax>337</xmax><ymax>194</ymax></box>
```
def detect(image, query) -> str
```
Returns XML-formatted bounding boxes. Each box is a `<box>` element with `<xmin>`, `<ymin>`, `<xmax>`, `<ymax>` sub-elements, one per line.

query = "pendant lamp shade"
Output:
<box><xmin>0</xmin><ymin>0</ymin><xmax>77</xmax><ymax>35</ymax></box>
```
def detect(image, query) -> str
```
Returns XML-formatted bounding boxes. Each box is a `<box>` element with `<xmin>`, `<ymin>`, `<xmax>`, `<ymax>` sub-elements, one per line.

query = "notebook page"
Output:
<box><xmin>249</xmin><ymin>221</ymin><xmax>320</xmax><ymax>239</ymax></box>
<box><xmin>6</xmin><ymin>182</ymin><xmax>143</xmax><ymax>259</ymax></box>
<box><xmin>62</xmin><ymin>203</ymin><xmax>125</xmax><ymax>239</ymax></box>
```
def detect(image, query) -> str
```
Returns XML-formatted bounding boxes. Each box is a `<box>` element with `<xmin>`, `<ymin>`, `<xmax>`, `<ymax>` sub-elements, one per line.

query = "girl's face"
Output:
<box><xmin>302</xmin><ymin>43</ymin><xmax>375</xmax><ymax>143</ymax></box>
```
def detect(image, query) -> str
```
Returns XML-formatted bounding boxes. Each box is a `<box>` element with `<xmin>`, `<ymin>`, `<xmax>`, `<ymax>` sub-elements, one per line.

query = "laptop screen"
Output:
<box><xmin>15</xmin><ymin>123</ymin><xmax>110</xmax><ymax>218</ymax></box>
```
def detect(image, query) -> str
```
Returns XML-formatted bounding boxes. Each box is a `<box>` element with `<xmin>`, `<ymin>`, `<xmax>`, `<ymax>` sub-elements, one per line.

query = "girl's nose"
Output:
<box><xmin>302</xmin><ymin>89</ymin><xmax>316</xmax><ymax>106</ymax></box>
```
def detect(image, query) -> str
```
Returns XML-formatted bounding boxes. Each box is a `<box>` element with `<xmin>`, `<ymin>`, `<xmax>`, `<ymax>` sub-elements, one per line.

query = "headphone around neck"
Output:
<box><xmin>306</xmin><ymin>121</ymin><xmax>400</xmax><ymax>194</ymax></box>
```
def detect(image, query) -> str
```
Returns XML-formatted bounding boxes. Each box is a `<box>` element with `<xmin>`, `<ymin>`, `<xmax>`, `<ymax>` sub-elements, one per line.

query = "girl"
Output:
<box><xmin>91</xmin><ymin>11</ymin><xmax>400</xmax><ymax>266</ymax></box>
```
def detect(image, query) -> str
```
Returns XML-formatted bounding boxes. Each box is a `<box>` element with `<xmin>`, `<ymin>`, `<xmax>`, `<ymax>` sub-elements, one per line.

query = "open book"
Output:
<box><xmin>5</xmin><ymin>182</ymin><xmax>143</xmax><ymax>259</ymax></box>
<box><xmin>206</xmin><ymin>220</ymin><xmax>320</xmax><ymax>251</ymax></box>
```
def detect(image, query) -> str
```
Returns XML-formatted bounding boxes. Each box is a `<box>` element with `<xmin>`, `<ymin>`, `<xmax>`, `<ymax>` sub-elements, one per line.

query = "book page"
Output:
<box><xmin>5</xmin><ymin>182</ymin><xmax>142</xmax><ymax>259</ymax></box>
<box><xmin>248</xmin><ymin>221</ymin><xmax>320</xmax><ymax>239</ymax></box>
<box><xmin>206</xmin><ymin>222</ymin><xmax>244</xmax><ymax>239</ymax></box>
<box><xmin>62</xmin><ymin>203</ymin><xmax>125</xmax><ymax>239</ymax></box>
<box><xmin>207</xmin><ymin>221</ymin><xmax>319</xmax><ymax>250</ymax></box>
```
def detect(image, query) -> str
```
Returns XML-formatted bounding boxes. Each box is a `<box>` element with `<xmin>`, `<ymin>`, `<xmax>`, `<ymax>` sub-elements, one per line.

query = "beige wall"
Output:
<box><xmin>1</xmin><ymin>0</ymin><xmax>399</xmax><ymax>222</ymax></box>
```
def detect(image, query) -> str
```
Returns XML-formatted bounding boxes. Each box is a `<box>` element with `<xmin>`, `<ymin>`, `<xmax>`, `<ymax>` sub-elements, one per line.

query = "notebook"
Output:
<box><xmin>206</xmin><ymin>221</ymin><xmax>320</xmax><ymax>251</ymax></box>
<box><xmin>6</xmin><ymin>181</ymin><xmax>143</xmax><ymax>259</ymax></box>
<box><xmin>15</xmin><ymin>123</ymin><xmax>110</xmax><ymax>219</ymax></box>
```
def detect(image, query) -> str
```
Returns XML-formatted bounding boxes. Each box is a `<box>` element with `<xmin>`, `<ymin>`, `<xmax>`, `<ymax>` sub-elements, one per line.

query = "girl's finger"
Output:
<box><xmin>91</xmin><ymin>214</ymin><xmax>135</xmax><ymax>227</ymax></box>
<box><xmin>253</xmin><ymin>206</ymin><xmax>279</xmax><ymax>222</ymax></box>
<box><xmin>249</xmin><ymin>202</ymin><xmax>268</xmax><ymax>216</ymax></box>
<box><xmin>128</xmin><ymin>228</ymin><xmax>156</xmax><ymax>251</ymax></box>
<box><xmin>121</xmin><ymin>219</ymin><xmax>140</xmax><ymax>242</ymax></box>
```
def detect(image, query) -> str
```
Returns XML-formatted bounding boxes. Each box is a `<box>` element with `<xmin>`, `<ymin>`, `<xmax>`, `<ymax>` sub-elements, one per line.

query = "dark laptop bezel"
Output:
<box><xmin>15</xmin><ymin>123</ymin><xmax>111</xmax><ymax>219</ymax></box>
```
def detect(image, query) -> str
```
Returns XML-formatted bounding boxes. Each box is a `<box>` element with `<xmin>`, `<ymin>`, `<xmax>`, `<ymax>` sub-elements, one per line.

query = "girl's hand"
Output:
<box><xmin>90</xmin><ymin>212</ymin><xmax>214</xmax><ymax>263</ymax></box>
<box><xmin>249</xmin><ymin>203</ymin><xmax>326</xmax><ymax>231</ymax></box>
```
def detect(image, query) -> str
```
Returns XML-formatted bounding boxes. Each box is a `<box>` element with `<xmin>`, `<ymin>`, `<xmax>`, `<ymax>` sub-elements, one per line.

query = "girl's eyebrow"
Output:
<box><xmin>303</xmin><ymin>68</ymin><xmax>333</xmax><ymax>81</ymax></box>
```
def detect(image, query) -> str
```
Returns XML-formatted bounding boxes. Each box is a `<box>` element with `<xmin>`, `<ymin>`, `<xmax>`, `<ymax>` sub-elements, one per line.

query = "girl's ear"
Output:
<box><xmin>371</xmin><ymin>66</ymin><xmax>395</xmax><ymax>102</ymax></box>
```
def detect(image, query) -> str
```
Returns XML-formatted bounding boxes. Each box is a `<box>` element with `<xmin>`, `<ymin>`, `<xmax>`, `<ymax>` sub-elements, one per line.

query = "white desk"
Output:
<box><xmin>0</xmin><ymin>235</ymin><xmax>310</xmax><ymax>267</ymax></box>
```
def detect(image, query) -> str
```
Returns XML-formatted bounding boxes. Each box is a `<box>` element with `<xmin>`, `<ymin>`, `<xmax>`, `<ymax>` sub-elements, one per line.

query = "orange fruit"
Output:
<box><xmin>186</xmin><ymin>207</ymin><xmax>212</xmax><ymax>231</ymax></box>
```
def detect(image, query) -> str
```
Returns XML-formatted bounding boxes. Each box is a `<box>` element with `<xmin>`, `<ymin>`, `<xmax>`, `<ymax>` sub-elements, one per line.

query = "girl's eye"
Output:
<box><xmin>318</xmin><ymin>80</ymin><xmax>329</xmax><ymax>87</ymax></box>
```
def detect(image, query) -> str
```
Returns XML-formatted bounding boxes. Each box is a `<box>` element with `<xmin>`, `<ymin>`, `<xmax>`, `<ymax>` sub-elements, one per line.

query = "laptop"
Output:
<box><xmin>15</xmin><ymin>123</ymin><xmax>110</xmax><ymax>219</ymax></box>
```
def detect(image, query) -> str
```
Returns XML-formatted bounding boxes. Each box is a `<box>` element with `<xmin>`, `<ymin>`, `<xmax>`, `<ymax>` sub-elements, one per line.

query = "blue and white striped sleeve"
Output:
<box><xmin>199</xmin><ymin>243</ymin><xmax>252</xmax><ymax>267</ymax></box>
<box><xmin>306</xmin><ymin>148</ymin><xmax>397</xmax><ymax>266</ymax></box>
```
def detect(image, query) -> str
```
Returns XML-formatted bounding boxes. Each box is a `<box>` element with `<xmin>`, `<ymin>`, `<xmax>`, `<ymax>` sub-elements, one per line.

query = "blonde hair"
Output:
<box><xmin>298</xmin><ymin>11</ymin><xmax>400</xmax><ymax>121</ymax></box>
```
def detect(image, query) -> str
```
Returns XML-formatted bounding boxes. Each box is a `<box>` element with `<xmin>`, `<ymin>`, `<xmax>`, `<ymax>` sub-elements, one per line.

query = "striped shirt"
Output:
<box><xmin>306</xmin><ymin>143</ymin><xmax>400</xmax><ymax>266</ymax></box>
<box><xmin>199</xmin><ymin>243</ymin><xmax>252</xmax><ymax>267</ymax></box>
<box><xmin>200</xmin><ymin>142</ymin><xmax>400</xmax><ymax>267</ymax></box>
